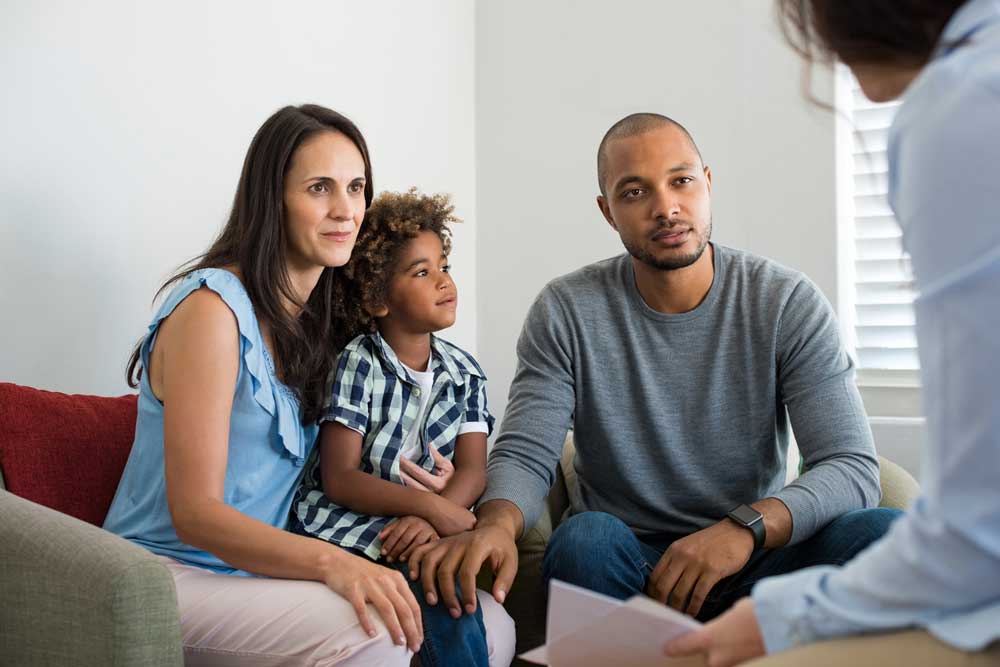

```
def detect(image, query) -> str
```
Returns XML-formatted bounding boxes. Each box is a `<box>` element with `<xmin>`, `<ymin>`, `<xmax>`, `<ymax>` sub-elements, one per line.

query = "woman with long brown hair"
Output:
<box><xmin>666</xmin><ymin>2</ymin><xmax>1000</xmax><ymax>665</ymax></box>
<box><xmin>103</xmin><ymin>104</ymin><xmax>514</xmax><ymax>665</ymax></box>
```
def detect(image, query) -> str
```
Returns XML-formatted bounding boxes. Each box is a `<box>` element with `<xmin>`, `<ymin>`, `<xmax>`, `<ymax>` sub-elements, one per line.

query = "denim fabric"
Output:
<box><xmin>391</xmin><ymin>561</ymin><xmax>489</xmax><ymax>667</ymax></box>
<box><xmin>541</xmin><ymin>509</ymin><xmax>902</xmax><ymax>622</ymax></box>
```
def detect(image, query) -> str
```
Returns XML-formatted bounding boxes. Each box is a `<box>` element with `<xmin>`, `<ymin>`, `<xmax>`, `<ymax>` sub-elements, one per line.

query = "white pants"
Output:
<box><xmin>160</xmin><ymin>557</ymin><xmax>516</xmax><ymax>667</ymax></box>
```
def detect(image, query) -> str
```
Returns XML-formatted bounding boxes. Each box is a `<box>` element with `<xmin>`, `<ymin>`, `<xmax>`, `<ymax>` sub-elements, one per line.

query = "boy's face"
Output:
<box><xmin>379</xmin><ymin>230</ymin><xmax>457</xmax><ymax>334</ymax></box>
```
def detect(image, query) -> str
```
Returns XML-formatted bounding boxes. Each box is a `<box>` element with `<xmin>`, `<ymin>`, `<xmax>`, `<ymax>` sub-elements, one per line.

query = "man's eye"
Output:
<box><xmin>623</xmin><ymin>188</ymin><xmax>643</xmax><ymax>199</ymax></box>
<box><xmin>675</xmin><ymin>177</ymin><xmax>693</xmax><ymax>185</ymax></box>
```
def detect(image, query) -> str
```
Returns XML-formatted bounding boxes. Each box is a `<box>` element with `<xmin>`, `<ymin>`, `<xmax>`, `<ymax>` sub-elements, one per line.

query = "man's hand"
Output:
<box><xmin>406</xmin><ymin>524</ymin><xmax>518</xmax><ymax>619</ymax></box>
<box><xmin>379</xmin><ymin>515</ymin><xmax>439</xmax><ymax>563</ymax></box>
<box><xmin>664</xmin><ymin>597</ymin><xmax>766</xmax><ymax>666</ymax></box>
<box><xmin>647</xmin><ymin>519</ymin><xmax>754</xmax><ymax>617</ymax></box>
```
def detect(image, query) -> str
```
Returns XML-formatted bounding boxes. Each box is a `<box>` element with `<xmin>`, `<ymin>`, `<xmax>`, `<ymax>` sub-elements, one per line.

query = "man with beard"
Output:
<box><xmin>407</xmin><ymin>113</ymin><xmax>899</xmax><ymax>625</ymax></box>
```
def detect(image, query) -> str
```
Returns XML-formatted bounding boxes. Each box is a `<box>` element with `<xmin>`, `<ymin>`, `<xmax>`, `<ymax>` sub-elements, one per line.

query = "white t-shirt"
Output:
<box><xmin>398</xmin><ymin>354</ymin><xmax>487</xmax><ymax>462</ymax></box>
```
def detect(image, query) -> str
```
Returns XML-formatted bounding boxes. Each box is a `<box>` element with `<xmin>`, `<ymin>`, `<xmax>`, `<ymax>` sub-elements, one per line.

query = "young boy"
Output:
<box><xmin>292</xmin><ymin>189</ymin><xmax>504</xmax><ymax>666</ymax></box>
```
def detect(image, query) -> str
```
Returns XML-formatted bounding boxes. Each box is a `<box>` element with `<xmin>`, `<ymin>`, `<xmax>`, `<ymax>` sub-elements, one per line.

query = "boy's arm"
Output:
<box><xmin>439</xmin><ymin>432</ymin><xmax>487</xmax><ymax>509</ymax></box>
<box><xmin>320</xmin><ymin>422</ymin><xmax>436</xmax><ymax>519</ymax></box>
<box><xmin>320</xmin><ymin>422</ymin><xmax>474</xmax><ymax>535</ymax></box>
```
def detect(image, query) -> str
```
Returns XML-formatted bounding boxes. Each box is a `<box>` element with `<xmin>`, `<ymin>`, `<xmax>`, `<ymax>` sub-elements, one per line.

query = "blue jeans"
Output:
<box><xmin>542</xmin><ymin>508</ymin><xmax>902</xmax><ymax>622</ymax></box>
<box><xmin>390</xmin><ymin>560</ymin><xmax>489</xmax><ymax>667</ymax></box>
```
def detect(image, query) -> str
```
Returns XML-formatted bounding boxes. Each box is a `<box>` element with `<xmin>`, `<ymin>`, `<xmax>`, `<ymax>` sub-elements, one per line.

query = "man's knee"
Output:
<box><xmin>817</xmin><ymin>507</ymin><xmax>903</xmax><ymax>561</ymax></box>
<box><xmin>542</xmin><ymin>511</ymin><xmax>634</xmax><ymax>582</ymax></box>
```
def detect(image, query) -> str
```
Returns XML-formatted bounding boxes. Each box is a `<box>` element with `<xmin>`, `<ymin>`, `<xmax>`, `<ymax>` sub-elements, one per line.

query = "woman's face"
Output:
<box><xmin>283</xmin><ymin>131</ymin><xmax>367</xmax><ymax>273</ymax></box>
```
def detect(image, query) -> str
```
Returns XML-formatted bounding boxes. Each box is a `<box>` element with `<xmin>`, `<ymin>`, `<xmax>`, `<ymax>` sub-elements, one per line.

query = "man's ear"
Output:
<box><xmin>597</xmin><ymin>195</ymin><xmax>618</xmax><ymax>231</ymax></box>
<box><xmin>704</xmin><ymin>165</ymin><xmax>712</xmax><ymax>194</ymax></box>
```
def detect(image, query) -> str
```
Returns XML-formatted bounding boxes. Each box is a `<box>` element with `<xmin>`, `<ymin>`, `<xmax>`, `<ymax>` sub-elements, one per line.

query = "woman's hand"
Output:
<box><xmin>322</xmin><ymin>549</ymin><xmax>424</xmax><ymax>653</ymax></box>
<box><xmin>379</xmin><ymin>515</ymin><xmax>440</xmax><ymax>563</ymax></box>
<box><xmin>399</xmin><ymin>444</ymin><xmax>454</xmax><ymax>493</ymax></box>
<box><xmin>664</xmin><ymin>597</ymin><xmax>766</xmax><ymax>667</ymax></box>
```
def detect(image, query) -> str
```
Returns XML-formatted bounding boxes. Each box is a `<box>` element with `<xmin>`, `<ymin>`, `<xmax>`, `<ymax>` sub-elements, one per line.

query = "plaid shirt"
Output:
<box><xmin>292</xmin><ymin>332</ymin><xmax>494</xmax><ymax>559</ymax></box>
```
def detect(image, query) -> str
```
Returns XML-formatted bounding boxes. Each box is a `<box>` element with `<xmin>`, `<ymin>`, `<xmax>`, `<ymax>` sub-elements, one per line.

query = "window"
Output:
<box><xmin>836</xmin><ymin>66</ymin><xmax>923</xmax><ymax>426</ymax></box>
<box><xmin>836</xmin><ymin>69</ymin><xmax>921</xmax><ymax>383</ymax></box>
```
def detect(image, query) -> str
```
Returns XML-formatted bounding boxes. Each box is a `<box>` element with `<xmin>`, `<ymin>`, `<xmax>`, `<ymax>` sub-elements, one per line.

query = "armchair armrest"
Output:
<box><xmin>0</xmin><ymin>490</ymin><xmax>183</xmax><ymax>666</ymax></box>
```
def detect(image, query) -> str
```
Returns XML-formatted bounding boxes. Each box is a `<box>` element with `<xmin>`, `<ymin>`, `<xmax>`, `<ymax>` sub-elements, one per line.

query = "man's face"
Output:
<box><xmin>597</xmin><ymin>125</ymin><xmax>712</xmax><ymax>271</ymax></box>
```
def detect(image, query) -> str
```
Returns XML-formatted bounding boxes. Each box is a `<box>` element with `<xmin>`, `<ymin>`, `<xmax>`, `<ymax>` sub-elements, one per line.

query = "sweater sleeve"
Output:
<box><xmin>479</xmin><ymin>286</ymin><xmax>576</xmax><ymax>536</ymax></box>
<box><xmin>771</xmin><ymin>279</ymin><xmax>881</xmax><ymax>544</ymax></box>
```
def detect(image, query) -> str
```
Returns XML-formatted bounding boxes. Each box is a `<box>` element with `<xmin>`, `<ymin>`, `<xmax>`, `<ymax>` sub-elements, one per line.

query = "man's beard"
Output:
<box><xmin>623</xmin><ymin>220</ymin><xmax>712</xmax><ymax>271</ymax></box>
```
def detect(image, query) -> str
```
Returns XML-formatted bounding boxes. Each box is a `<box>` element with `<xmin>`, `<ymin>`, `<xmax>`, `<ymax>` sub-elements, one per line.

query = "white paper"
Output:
<box><xmin>519</xmin><ymin>579</ymin><xmax>702</xmax><ymax>666</ymax></box>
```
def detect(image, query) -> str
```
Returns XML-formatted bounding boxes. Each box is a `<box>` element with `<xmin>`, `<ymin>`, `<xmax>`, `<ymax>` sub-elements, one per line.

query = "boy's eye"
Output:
<box><xmin>415</xmin><ymin>269</ymin><xmax>428</xmax><ymax>277</ymax></box>
<box><xmin>442</xmin><ymin>264</ymin><xmax>452</xmax><ymax>273</ymax></box>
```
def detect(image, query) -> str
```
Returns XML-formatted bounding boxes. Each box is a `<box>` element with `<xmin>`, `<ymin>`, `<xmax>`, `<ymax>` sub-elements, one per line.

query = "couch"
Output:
<box><xmin>0</xmin><ymin>383</ymin><xmax>183</xmax><ymax>667</ymax></box>
<box><xmin>0</xmin><ymin>382</ymin><xmax>920</xmax><ymax>666</ymax></box>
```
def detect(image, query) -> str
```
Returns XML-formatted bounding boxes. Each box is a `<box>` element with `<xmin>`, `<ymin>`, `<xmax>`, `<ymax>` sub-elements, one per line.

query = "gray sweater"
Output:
<box><xmin>481</xmin><ymin>244</ymin><xmax>880</xmax><ymax>545</ymax></box>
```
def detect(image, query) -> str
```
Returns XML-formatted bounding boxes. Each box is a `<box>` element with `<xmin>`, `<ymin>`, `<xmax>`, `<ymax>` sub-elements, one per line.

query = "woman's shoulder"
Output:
<box><xmin>153</xmin><ymin>268</ymin><xmax>257</xmax><ymax>334</ymax></box>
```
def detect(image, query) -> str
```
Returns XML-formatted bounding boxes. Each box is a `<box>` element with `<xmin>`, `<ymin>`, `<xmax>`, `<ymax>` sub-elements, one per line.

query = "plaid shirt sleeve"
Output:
<box><xmin>461</xmin><ymin>375</ymin><xmax>495</xmax><ymax>436</ymax></box>
<box><xmin>322</xmin><ymin>346</ymin><xmax>372</xmax><ymax>434</ymax></box>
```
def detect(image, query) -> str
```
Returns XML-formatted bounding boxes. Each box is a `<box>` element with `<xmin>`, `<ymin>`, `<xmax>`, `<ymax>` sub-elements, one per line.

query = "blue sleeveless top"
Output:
<box><xmin>103</xmin><ymin>269</ymin><xmax>320</xmax><ymax>574</ymax></box>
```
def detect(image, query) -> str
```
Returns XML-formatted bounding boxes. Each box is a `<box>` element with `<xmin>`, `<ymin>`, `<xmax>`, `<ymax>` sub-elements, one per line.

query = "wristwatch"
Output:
<box><xmin>727</xmin><ymin>504</ymin><xmax>766</xmax><ymax>550</ymax></box>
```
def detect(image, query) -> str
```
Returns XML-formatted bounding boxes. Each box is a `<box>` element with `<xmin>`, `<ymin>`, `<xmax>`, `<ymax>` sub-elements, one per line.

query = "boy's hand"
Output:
<box><xmin>379</xmin><ymin>516</ymin><xmax>439</xmax><ymax>563</ymax></box>
<box><xmin>426</xmin><ymin>494</ymin><xmax>477</xmax><ymax>536</ymax></box>
<box><xmin>399</xmin><ymin>445</ymin><xmax>455</xmax><ymax>493</ymax></box>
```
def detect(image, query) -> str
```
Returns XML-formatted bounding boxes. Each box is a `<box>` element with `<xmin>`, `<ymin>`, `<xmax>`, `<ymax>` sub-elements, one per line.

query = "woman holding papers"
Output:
<box><xmin>667</xmin><ymin>1</ymin><xmax>1000</xmax><ymax>665</ymax></box>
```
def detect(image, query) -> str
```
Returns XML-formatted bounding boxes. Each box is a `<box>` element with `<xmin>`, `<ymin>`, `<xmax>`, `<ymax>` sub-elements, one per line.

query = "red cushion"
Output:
<box><xmin>0</xmin><ymin>383</ymin><xmax>138</xmax><ymax>526</ymax></box>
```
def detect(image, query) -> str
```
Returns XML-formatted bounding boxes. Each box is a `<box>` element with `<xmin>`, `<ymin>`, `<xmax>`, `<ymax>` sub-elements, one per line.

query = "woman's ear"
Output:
<box><xmin>367</xmin><ymin>302</ymin><xmax>389</xmax><ymax>319</ymax></box>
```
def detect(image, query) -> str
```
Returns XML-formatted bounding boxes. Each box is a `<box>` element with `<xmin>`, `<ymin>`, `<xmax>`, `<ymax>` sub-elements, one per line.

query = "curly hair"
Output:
<box><xmin>330</xmin><ymin>188</ymin><xmax>459</xmax><ymax>351</ymax></box>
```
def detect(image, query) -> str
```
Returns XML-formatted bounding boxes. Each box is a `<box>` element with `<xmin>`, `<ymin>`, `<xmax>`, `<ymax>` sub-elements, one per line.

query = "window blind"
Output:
<box><xmin>844</xmin><ymin>82</ymin><xmax>920</xmax><ymax>373</ymax></box>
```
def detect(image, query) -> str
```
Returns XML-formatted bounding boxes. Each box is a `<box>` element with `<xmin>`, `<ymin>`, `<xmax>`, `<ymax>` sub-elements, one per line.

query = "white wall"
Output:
<box><xmin>0</xmin><ymin>0</ymin><xmax>478</xmax><ymax>396</ymax></box>
<box><xmin>475</xmin><ymin>0</ymin><xmax>839</xmax><ymax>431</ymax></box>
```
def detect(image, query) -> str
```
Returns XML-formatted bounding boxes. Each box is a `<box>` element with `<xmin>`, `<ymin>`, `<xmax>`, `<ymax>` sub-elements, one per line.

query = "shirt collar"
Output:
<box><xmin>936</xmin><ymin>0</ymin><xmax>1000</xmax><ymax>58</ymax></box>
<box><xmin>369</xmin><ymin>331</ymin><xmax>466</xmax><ymax>386</ymax></box>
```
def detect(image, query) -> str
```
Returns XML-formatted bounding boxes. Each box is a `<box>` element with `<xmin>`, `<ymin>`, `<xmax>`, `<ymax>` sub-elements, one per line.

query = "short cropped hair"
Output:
<box><xmin>597</xmin><ymin>113</ymin><xmax>703</xmax><ymax>196</ymax></box>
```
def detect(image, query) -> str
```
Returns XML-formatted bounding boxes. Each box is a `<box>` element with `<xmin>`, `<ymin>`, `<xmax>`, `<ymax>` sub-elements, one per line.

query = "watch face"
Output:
<box><xmin>730</xmin><ymin>505</ymin><xmax>762</xmax><ymax>525</ymax></box>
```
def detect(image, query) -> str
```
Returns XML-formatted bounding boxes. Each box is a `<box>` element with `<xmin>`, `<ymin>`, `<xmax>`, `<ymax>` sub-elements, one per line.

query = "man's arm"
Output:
<box><xmin>407</xmin><ymin>286</ymin><xmax>577</xmax><ymax>616</ymax></box>
<box><xmin>478</xmin><ymin>287</ymin><xmax>578</xmax><ymax>537</ymax></box>
<box><xmin>772</xmin><ymin>279</ymin><xmax>881</xmax><ymax>545</ymax></box>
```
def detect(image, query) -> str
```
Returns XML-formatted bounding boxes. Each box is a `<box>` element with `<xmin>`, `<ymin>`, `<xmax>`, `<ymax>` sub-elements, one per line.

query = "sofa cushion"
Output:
<box><xmin>0</xmin><ymin>383</ymin><xmax>137</xmax><ymax>526</ymax></box>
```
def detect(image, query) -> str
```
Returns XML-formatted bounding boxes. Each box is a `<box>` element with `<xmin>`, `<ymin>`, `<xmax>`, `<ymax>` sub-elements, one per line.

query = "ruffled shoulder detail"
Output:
<box><xmin>143</xmin><ymin>268</ymin><xmax>309</xmax><ymax>464</ymax></box>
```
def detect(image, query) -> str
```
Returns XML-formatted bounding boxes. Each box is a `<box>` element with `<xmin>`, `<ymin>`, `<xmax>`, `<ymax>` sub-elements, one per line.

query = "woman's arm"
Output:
<box><xmin>438</xmin><ymin>432</ymin><xmax>487</xmax><ymax>509</ymax></box>
<box><xmin>154</xmin><ymin>288</ymin><xmax>422</xmax><ymax>651</ymax></box>
<box><xmin>319</xmin><ymin>421</ymin><xmax>475</xmax><ymax>536</ymax></box>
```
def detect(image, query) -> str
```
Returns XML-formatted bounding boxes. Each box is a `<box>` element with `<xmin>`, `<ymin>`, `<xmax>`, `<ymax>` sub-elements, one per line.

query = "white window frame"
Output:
<box><xmin>835</xmin><ymin>65</ymin><xmax>925</xmax><ymax>430</ymax></box>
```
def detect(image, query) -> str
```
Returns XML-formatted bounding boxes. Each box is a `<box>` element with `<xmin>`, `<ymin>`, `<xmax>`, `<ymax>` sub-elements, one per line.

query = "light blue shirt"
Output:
<box><xmin>103</xmin><ymin>269</ymin><xmax>319</xmax><ymax>574</ymax></box>
<box><xmin>753</xmin><ymin>0</ymin><xmax>1000</xmax><ymax>653</ymax></box>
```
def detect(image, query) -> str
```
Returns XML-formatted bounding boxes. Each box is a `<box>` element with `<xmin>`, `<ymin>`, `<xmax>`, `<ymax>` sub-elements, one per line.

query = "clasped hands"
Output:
<box><xmin>377</xmin><ymin>445</ymin><xmax>475</xmax><ymax>563</ymax></box>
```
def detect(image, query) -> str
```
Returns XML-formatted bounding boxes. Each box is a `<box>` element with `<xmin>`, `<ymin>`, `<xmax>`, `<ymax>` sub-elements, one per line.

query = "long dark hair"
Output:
<box><xmin>776</xmin><ymin>0</ymin><xmax>969</xmax><ymax>66</ymax></box>
<box><xmin>126</xmin><ymin>104</ymin><xmax>374</xmax><ymax>424</ymax></box>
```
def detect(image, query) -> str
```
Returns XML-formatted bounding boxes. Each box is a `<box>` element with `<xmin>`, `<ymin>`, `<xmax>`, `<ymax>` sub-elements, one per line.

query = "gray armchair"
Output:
<box><xmin>0</xmin><ymin>484</ymin><xmax>183</xmax><ymax>666</ymax></box>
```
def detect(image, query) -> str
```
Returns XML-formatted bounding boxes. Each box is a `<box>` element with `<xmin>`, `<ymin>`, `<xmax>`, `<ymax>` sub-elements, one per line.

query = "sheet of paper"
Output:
<box><xmin>519</xmin><ymin>579</ymin><xmax>703</xmax><ymax>666</ymax></box>
<box><xmin>520</xmin><ymin>580</ymin><xmax>623</xmax><ymax>664</ymax></box>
